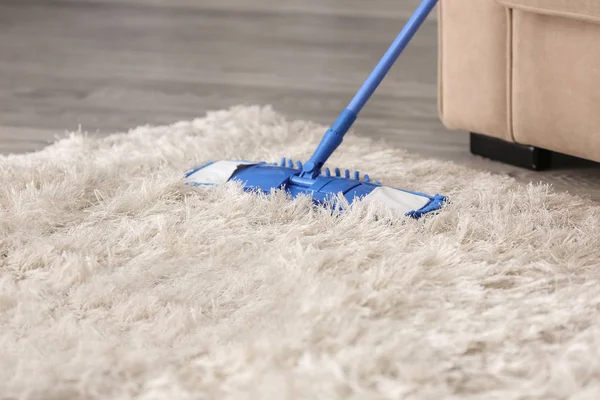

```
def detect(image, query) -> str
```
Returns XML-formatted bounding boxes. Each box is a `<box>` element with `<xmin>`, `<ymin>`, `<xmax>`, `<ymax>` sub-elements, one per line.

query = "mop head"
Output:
<box><xmin>181</xmin><ymin>0</ymin><xmax>445</xmax><ymax>220</ymax></box>
<box><xmin>185</xmin><ymin>159</ymin><xmax>446</xmax><ymax>219</ymax></box>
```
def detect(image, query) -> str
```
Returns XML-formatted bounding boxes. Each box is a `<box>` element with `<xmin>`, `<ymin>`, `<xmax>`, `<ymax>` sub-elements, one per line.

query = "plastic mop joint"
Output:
<box><xmin>186</xmin><ymin>0</ymin><xmax>446</xmax><ymax>219</ymax></box>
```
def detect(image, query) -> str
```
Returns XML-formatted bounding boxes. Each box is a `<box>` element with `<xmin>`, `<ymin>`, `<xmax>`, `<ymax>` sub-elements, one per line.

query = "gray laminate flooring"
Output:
<box><xmin>1</xmin><ymin>0</ymin><xmax>599</xmax><ymax>200</ymax></box>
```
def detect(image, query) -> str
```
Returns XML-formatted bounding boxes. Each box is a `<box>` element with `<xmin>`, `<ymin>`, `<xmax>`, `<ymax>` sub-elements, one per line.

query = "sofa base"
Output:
<box><xmin>470</xmin><ymin>132</ymin><xmax>551</xmax><ymax>171</ymax></box>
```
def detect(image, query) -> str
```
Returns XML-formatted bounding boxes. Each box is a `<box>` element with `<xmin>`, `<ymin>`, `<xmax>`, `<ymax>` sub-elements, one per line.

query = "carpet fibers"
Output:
<box><xmin>2</xmin><ymin>106</ymin><xmax>600</xmax><ymax>400</ymax></box>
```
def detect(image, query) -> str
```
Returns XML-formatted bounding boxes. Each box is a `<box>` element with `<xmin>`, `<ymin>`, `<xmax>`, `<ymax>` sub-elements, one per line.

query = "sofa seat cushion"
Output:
<box><xmin>496</xmin><ymin>0</ymin><xmax>600</xmax><ymax>23</ymax></box>
<box><xmin>505</xmin><ymin>1</ymin><xmax>600</xmax><ymax>161</ymax></box>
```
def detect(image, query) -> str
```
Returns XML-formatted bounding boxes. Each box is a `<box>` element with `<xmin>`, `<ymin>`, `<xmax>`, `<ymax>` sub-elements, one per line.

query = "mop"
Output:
<box><xmin>185</xmin><ymin>0</ymin><xmax>446</xmax><ymax>219</ymax></box>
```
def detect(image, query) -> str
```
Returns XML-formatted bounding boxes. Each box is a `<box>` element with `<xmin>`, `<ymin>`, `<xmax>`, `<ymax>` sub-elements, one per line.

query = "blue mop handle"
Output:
<box><xmin>300</xmin><ymin>0</ymin><xmax>438</xmax><ymax>178</ymax></box>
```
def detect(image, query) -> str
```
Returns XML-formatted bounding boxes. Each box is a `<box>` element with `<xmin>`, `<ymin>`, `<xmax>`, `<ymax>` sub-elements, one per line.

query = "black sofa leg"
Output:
<box><xmin>470</xmin><ymin>132</ymin><xmax>551</xmax><ymax>171</ymax></box>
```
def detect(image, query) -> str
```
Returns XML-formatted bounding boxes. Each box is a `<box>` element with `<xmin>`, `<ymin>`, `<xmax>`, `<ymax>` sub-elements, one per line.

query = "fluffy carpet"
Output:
<box><xmin>2</xmin><ymin>106</ymin><xmax>600</xmax><ymax>400</ymax></box>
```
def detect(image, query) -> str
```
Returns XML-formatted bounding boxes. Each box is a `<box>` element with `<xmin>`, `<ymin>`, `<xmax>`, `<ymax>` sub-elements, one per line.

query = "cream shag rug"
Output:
<box><xmin>2</xmin><ymin>106</ymin><xmax>600</xmax><ymax>400</ymax></box>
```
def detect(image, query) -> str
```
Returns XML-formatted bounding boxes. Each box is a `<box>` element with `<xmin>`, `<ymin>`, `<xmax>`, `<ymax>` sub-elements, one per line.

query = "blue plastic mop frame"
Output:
<box><xmin>186</xmin><ymin>0</ymin><xmax>445</xmax><ymax>219</ymax></box>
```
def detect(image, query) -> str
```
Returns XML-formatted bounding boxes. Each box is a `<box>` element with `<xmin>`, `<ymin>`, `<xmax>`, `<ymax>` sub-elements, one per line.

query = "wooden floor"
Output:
<box><xmin>1</xmin><ymin>0</ymin><xmax>599</xmax><ymax>200</ymax></box>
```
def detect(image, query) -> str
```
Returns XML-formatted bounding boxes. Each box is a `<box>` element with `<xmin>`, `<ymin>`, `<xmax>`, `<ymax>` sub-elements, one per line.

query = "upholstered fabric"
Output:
<box><xmin>512</xmin><ymin>10</ymin><xmax>600</xmax><ymax>161</ymax></box>
<box><xmin>438</xmin><ymin>0</ymin><xmax>512</xmax><ymax>141</ymax></box>
<box><xmin>439</xmin><ymin>0</ymin><xmax>600</xmax><ymax>163</ymax></box>
<box><xmin>497</xmin><ymin>0</ymin><xmax>600</xmax><ymax>23</ymax></box>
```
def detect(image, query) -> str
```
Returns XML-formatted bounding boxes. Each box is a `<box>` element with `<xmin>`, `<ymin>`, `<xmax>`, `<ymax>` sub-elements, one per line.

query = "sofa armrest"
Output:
<box><xmin>438</xmin><ymin>0</ymin><xmax>513</xmax><ymax>141</ymax></box>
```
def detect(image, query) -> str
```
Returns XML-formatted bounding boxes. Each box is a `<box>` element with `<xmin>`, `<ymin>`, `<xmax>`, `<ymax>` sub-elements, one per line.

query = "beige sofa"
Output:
<box><xmin>438</xmin><ymin>0</ymin><xmax>600</xmax><ymax>169</ymax></box>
